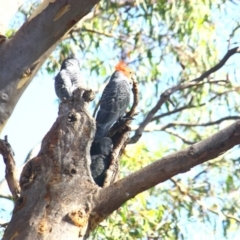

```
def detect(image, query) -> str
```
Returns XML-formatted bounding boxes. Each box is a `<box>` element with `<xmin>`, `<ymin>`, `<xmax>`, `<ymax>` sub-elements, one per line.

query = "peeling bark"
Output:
<box><xmin>1</xmin><ymin>89</ymin><xmax>240</xmax><ymax>238</ymax></box>
<box><xmin>3</xmin><ymin>89</ymin><xmax>99</xmax><ymax>240</ymax></box>
<box><xmin>0</xmin><ymin>136</ymin><xmax>20</xmax><ymax>203</ymax></box>
<box><xmin>0</xmin><ymin>0</ymin><xmax>100</xmax><ymax>133</ymax></box>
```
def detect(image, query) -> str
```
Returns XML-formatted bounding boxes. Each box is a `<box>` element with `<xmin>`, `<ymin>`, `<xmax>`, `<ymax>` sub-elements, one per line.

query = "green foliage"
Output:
<box><xmin>91</xmin><ymin>143</ymin><xmax>169</xmax><ymax>239</ymax></box>
<box><xmin>4</xmin><ymin>0</ymin><xmax>240</xmax><ymax>238</ymax></box>
<box><xmin>75</xmin><ymin>0</ymin><xmax>240</xmax><ymax>237</ymax></box>
<box><xmin>91</xmin><ymin>145</ymin><xmax>240</xmax><ymax>239</ymax></box>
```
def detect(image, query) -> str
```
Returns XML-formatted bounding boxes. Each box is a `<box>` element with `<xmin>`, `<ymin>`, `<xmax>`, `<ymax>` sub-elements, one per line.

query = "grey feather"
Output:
<box><xmin>54</xmin><ymin>57</ymin><xmax>85</xmax><ymax>101</ymax></box>
<box><xmin>95</xmin><ymin>71</ymin><xmax>132</xmax><ymax>141</ymax></box>
<box><xmin>90</xmin><ymin>137</ymin><xmax>113</xmax><ymax>186</ymax></box>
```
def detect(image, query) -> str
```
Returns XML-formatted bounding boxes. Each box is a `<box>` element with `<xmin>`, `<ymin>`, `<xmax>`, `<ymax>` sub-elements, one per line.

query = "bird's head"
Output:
<box><xmin>60</xmin><ymin>57</ymin><xmax>80</xmax><ymax>70</ymax></box>
<box><xmin>115</xmin><ymin>61</ymin><xmax>134</xmax><ymax>81</ymax></box>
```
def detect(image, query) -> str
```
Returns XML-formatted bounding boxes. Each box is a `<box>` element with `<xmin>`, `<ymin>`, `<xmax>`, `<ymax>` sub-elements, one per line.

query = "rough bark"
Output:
<box><xmin>1</xmin><ymin>1</ymin><xmax>240</xmax><ymax>238</ymax></box>
<box><xmin>0</xmin><ymin>136</ymin><xmax>20</xmax><ymax>203</ymax></box>
<box><xmin>1</xmin><ymin>89</ymin><xmax>240</xmax><ymax>239</ymax></box>
<box><xmin>94</xmin><ymin>120</ymin><xmax>240</xmax><ymax>219</ymax></box>
<box><xmin>3</xmin><ymin>88</ymin><xmax>99</xmax><ymax>239</ymax></box>
<box><xmin>2</xmin><ymin>85</ymin><xmax>133</xmax><ymax>239</ymax></box>
<box><xmin>0</xmin><ymin>0</ymin><xmax>100</xmax><ymax>133</ymax></box>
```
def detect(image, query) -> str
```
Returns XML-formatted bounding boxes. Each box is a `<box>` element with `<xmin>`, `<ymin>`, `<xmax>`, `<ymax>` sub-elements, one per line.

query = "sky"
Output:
<box><xmin>1</xmin><ymin>1</ymin><xmax>240</xmax><ymax>239</ymax></box>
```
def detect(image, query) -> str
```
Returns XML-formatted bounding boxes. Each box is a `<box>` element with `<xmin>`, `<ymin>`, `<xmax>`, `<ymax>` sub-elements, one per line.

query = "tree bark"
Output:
<box><xmin>2</xmin><ymin>87</ymin><xmax>240</xmax><ymax>239</ymax></box>
<box><xmin>94</xmin><ymin>120</ymin><xmax>240</xmax><ymax>219</ymax></box>
<box><xmin>0</xmin><ymin>0</ymin><xmax>100</xmax><ymax>133</ymax></box>
<box><xmin>3</xmin><ymin>89</ymin><xmax>99</xmax><ymax>239</ymax></box>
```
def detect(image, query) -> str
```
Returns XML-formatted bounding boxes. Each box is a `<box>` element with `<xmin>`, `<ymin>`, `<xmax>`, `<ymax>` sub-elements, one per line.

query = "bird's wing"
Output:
<box><xmin>90</xmin><ymin>155</ymin><xmax>105</xmax><ymax>178</ymax></box>
<box><xmin>55</xmin><ymin>70</ymin><xmax>72</xmax><ymax>100</ymax></box>
<box><xmin>97</xmin><ymin>75</ymin><xmax>131</xmax><ymax>122</ymax></box>
<box><xmin>90</xmin><ymin>153</ymin><xmax>111</xmax><ymax>186</ymax></box>
<box><xmin>96</xmin><ymin>79</ymin><xmax>120</xmax><ymax>125</ymax></box>
<box><xmin>95</xmin><ymin>72</ymin><xmax>132</xmax><ymax>140</ymax></box>
<box><xmin>70</xmin><ymin>71</ymin><xmax>85</xmax><ymax>89</ymax></box>
<box><xmin>117</xmin><ymin>79</ymin><xmax>131</xmax><ymax>117</ymax></box>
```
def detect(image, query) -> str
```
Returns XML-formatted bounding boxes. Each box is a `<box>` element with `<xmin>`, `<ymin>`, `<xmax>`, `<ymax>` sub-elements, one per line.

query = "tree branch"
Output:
<box><xmin>151</xmin><ymin>102</ymin><xmax>205</xmax><ymax>122</ymax></box>
<box><xmin>0</xmin><ymin>222</ymin><xmax>9</xmax><ymax>228</ymax></box>
<box><xmin>129</xmin><ymin>47</ymin><xmax>240</xmax><ymax>144</ymax></box>
<box><xmin>227</xmin><ymin>25</ymin><xmax>240</xmax><ymax>49</ymax></box>
<box><xmin>164</xmin><ymin>129</ymin><xmax>196</xmax><ymax>145</ymax></box>
<box><xmin>191</xmin><ymin>47</ymin><xmax>240</xmax><ymax>82</ymax></box>
<box><xmin>170</xmin><ymin>178</ymin><xmax>240</xmax><ymax>223</ymax></box>
<box><xmin>0</xmin><ymin>194</ymin><xmax>13</xmax><ymax>201</ymax></box>
<box><xmin>0</xmin><ymin>0</ymin><xmax>100</xmax><ymax>133</ymax></box>
<box><xmin>82</xmin><ymin>27</ymin><xmax>116</xmax><ymax>38</ymax></box>
<box><xmin>0</xmin><ymin>136</ymin><xmax>20</xmax><ymax>203</ymax></box>
<box><xmin>3</xmin><ymin>89</ymin><xmax>98</xmax><ymax>240</ymax></box>
<box><xmin>162</xmin><ymin>116</ymin><xmax>240</xmax><ymax>129</ymax></box>
<box><xmin>104</xmin><ymin>77</ymin><xmax>139</xmax><ymax>186</ymax></box>
<box><xmin>93</xmin><ymin>120</ymin><xmax>240</xmax><ymax>220</ymax></box>
<box><xmin>140</xmin><ymin>116</ymin><xmax>240</xmax><ymax>132</ymax></box>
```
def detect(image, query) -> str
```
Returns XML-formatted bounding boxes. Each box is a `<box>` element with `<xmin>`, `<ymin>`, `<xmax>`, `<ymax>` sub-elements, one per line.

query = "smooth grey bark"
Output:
<box><xmin>1</xmin><ymin>1</ymin><xmax>240</xmax><ymax>238</ymax></box>
<box><xmin>0</xmin><ymin>0</ymin><xmax>100</xmax><ymax>132</ymax></box>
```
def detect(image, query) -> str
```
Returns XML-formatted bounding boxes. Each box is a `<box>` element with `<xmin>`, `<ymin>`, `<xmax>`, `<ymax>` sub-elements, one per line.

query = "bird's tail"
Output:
<box><xmin>94</xmin><ymin>125</ymin><xmax>109</xmax><ymax>141</ymax></box>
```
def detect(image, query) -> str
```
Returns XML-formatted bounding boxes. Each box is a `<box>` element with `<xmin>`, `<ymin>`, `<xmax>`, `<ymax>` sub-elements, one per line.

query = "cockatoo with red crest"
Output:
<box><xmin>95</xmin><ymin>61</ymin><xmax>134</xmax><ymax>141</ymax></box>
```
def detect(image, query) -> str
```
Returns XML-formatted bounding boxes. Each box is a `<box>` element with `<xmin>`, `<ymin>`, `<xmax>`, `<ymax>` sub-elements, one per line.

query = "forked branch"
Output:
<box><xmin>0</xmin><ymin>136</ymin><xmax>20</xmax><ymax>203</ymax></box>
<box><xmin>94</xmin><ymin>120</ymin><xmax>240</xmax><ymax>219</ymax></box>
<box><xmin>191</xmin><ymin>47</ymin><xmax>240</xmax><ymax>82</ymax></box>
<box><xmin>129</xmin><ymin>47</ymin><xmax>240</xmax><ymax>144</ymax></box>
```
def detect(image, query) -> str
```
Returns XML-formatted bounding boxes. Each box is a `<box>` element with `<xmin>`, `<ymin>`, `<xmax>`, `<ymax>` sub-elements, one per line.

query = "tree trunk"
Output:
<box><xmin>1</xmin><ymin>67</ymin><xmax>138</xmax><ymax>240</ymax></box>
<box><xmin>0</xmin><ymin>0</ymin><xmax>100</xmax><ymax>133</ymax></box>
<box><xmin>2</xmin><ymin>88</ymin><xmax>240</xmax><ymax>239</ymax></box>
<box><xmin>3</xmin><ymin>89</ymin><xmax>99</xmax><ymax>239</ymax></box>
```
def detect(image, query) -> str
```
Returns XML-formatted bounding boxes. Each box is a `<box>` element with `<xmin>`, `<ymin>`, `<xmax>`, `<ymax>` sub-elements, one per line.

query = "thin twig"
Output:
<box><xmin>164</xmin><ymin>129</ymin><xmax>196</xmax><ymax>145</ymax></box>
<box><xmin>160</xmin><ymin>116</ymin><xmax>240</xmax><ymax>131</ymax></box>
<box><xmin>170</xmin><ymin>116</ymin><xmax>238</xmax><ymax>129</ymax></box>
<box><xmin>227</xmin><ymin>25</ymin><xmax>240</xmax><ymax>49</ymax></box>
<box><xmin>129</xmin><ymin>47</ymin><xmax>240</xmax><ymax>143</ymax></box>
<box><xmin>82</xmin><ymin>28</ymin><xmax>116</xmax><ymax>38</ymax></box>
<box><xmin>191</xmin><ymin>47</ymin><xmax>240</xmax><ymax>82</ymax></box>
<box><xmin>0</xmin><ymin>136</ymin><xmax>20</xmax><ymax>204</ymax></box>
<box><xmin>151</xmin><ymin>103</ymin><xmax>205</xmax><ymax>122</ymax></box>
<box><xmin>103</xmin><ymin>128</ymin><xmax>131</xmax><ymax>187</ymax></box>
<box><xmin>126</xmin><ymin>77</ymin><xmax>139</xmax><ymax>119</ymax></box>
<box><xmin>171</xmin><ymin>178</ymin><xmax>240</xmax><ymax>223</ymax></box>
<box><xmin>0</xmin><ymin>222</ymin><xmax>9</xmax><ymax>228</ymax></box>
<box><xmin>208</xmin><ymin>87</ymin><xmax>240</xmax><ymax>103</ymax></box>
<box><xmin>131</xmin><ymin>116</ymin><xmax>240</xmax><ymax>132</ymax></box>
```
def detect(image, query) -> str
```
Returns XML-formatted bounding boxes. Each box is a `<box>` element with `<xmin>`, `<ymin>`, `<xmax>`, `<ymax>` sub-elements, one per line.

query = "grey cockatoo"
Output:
<box><xmin>54</xmin><ymin>57</ymin><xmax>85</xmax><ymax>101</ymax></box>
<box><xmin>95</xmin><ymin>61</ymin><xmax>134</xmax><ymax>141</ymax></box>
